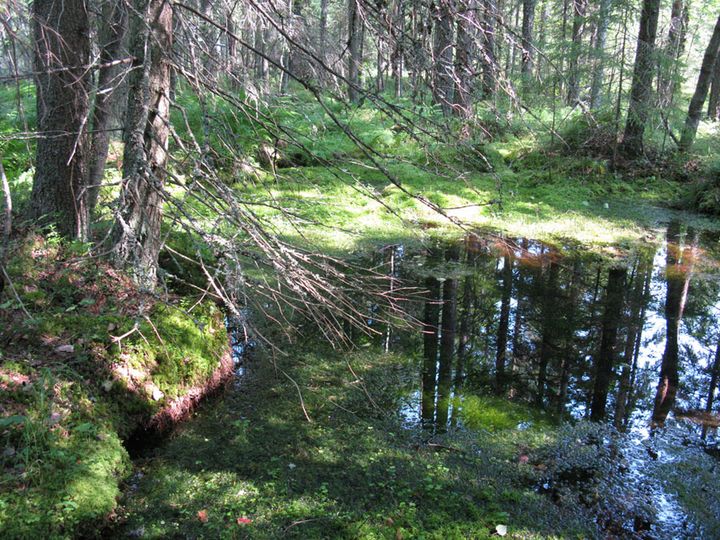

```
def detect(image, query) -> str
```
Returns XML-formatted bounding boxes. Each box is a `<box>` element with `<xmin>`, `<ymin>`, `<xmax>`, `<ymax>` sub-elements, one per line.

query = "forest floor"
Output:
<box><xmin>3</xmin><ymin>86</ymin><xmax>720</xmax><ymax>537</ymax></box>
<box><xmin>113</xmin><ymin>348</ymin><xmax>602</xmax><ymax>539</ymax></box>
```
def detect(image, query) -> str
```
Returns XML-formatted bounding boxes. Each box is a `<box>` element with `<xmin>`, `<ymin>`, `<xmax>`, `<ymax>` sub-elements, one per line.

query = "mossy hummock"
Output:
<box><xmin>0</xmin><ymin>235</ymin><xmax>232</xmax><ymax>539</ymax></box>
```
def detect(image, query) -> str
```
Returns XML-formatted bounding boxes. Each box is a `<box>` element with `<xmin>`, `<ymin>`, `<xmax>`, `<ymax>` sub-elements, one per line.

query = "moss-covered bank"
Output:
<box><xmin>0</xmin><ymin>235</ymin><xmax>232</xmax><ymax>539</ymax></box>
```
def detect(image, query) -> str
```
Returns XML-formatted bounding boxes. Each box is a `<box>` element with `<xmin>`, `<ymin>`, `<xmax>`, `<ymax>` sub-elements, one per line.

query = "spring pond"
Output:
<box><xmin>117</xmin><ymin>220</ymin><xmax>720</xmax><ymax>539</ymax></box>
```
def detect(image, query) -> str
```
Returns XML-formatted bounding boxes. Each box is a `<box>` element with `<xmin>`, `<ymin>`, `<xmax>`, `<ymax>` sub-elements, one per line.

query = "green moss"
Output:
<box><xmin>456</xmin><ymin>394</ymin><xmax>554</xmax><ymax>432</ymax></box>
<box><xmin>117</xmin><ymin>348</ymin><xmax>595</xmax><ymax>539</ymax></box>
<box><xmin>0</xmin><ymin>236</ymin><xmax>231</xmax><ymax>538</ymax></box>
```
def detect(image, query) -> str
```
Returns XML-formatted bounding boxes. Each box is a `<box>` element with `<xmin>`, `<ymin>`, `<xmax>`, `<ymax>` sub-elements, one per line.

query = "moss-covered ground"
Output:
<box><xmin>114</xmin><ymin>348</ymin><xmax>598</xmax><ymax>539</ymax></box>
<box><xmin>3</xmin><ymin>84</ymin><xmax>720</xmax><ymax>537</ymax></box>
<box><xmin>0</xmin><ymin>236</ymin><xmax>230</xmax><ymax>538</ymax></box>
<box><xmin>166</xmin><ymin>88</ymin><xmax>720</xmax><ymax>256</ymax></box>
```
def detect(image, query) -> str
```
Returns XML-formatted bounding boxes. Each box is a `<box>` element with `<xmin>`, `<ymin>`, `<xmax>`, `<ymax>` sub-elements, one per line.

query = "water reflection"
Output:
<box><xmin>388</xmin><ymin>221</ymin><xmax>720</xmax><ymax>436</ymax></box>
<box><xmin>362</xmin><ymin>223</ymin><xmax>720</xmax><ymax>536</ymax></box>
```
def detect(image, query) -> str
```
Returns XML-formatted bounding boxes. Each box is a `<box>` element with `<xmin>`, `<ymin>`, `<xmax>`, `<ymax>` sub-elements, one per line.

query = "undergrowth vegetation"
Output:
<box><xmin>116</xmin><ymin>348</ymin><xmax>599</xmax><ymax>539</ymax></box>
<box><xmin>3</xmin><ymin>81</ymin><xmax>720</xmax><ymax>538</ymax></box>
<box><xmin>0</xmin><ymin>235</ymin><xmax>230</xmax><ymax>538</ymax></box>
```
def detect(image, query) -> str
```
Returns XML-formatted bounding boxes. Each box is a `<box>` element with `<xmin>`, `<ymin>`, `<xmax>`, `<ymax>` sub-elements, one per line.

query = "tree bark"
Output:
<box><xmin>88</xmin><ymin>0</ymin><xmax>128</xmax><ymax>216</ymax></box>
<box><xmin>565</xmin><ymin>0</ymin><xmax>587</xmax><ymax>105</ymax></box>
<box><xmin>619</xmin><ymin>0</ymin><xmax>660</xmax><ymax>158</ymax></box>
<box><xmin>589</xmin><ymin>0</ymin><xmax>611</xmax><ymax>109</ymax></box>
<box><xmin>657</xmin><ymin>0</ymin><xmax>688</xmax><ymax>108</ymax></box>
<box><xmin>453</xmin><ymin>0</ymin><xmax>475</xmax><ymax>118</ymax></box>
<box><xmin>679</xmin><ymin>13</ymin><xmax>720</xmax><ymax>152</ymax></box>
<box><xmin>391</xmin><ymin>0</ymin><xmax>405</xmax><ymax>98</ymax></box>
<box><xmin>348</xmin><ymin>0</ymin><xmax>365</xmax><ymax>103</ymax></box>
<box><xmin>707</xmin><ymin>58</ymin><xmax>720</xmax><ymax>121</ymax></box>
<box><xmin>111</xmin><ymin>0</ymin><xmax>172</xmax><ymax>288</ymax></box>
<box><xmin>479</xmin><ymin>0</ymin><xmax>497</xmax><ymax>97</ymax></box>
<box><xmin>520</xmin><ymin>0</ymin><xmax>537</xmax><ymax>90</ymax></box>
<box><xmin>30</xmin><ymin>0</ymin><xmax>91</xmax><ymax>240</ymax></box>
<box><xmin>319</xmin><ymin>0</ymin><xmax>329</xmax><ymax>58</ymax></box>
<box><xmin>432</xmin><ymin>0</ymin><xmax>455</xmax><ymax>115</ymax></box>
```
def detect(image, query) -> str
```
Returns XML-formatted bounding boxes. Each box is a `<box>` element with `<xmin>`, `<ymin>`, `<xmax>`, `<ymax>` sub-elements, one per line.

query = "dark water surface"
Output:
<box><xmin>364</xmin><ymin>220</ymin><xmax>720</xmax><ymax>538</ymax></box>
<box><xmin>123</xmin><ymin>221</ymin><xmax>720</xmax><ymax>539</ymax></box>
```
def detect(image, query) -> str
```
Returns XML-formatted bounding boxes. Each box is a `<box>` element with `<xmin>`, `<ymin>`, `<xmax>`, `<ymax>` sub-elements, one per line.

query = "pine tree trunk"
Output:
<box><xmin>619</xmin><ymin>0</ymin><xmax>660</xmax><ymax>158</ymax></box>
<box><xmin>436</xmin><ymin>246</ymin><xmax>459</xmax><ymax>430</ymax></box>
<box><xmin>589</xmin><ymin>0</ymin><xmax>611</xmax><ymax>109</ymax></box>
<box><xmin>707</xmin><ymin>59</ymin><xmax>720</xmax><ymax>121</ymax></box>
<box><xmin>319</xmin><ymin>0</ymin><xmax>329</xmax><ymax>57</ymax></box>
<box><xmin>679</xmin><ymin>13</ymin><xmax>720</xmax><ymax>152</ymax></box>
<box><xmin>30</xmin><ymin>0</ymin><xmax>91</xmax><ymax>240</ymax></box>
<box><xmin>111</xmin><ymin>0</ymin><xmax>172</xmax><ymax>288</ymax></box>
<box><xmin>565</xmin><ymin>0</ymin><xmax>586</xmax><ymax>104</ymax></box>
<box><xmin>432</xmin><ymin>0</ymin><xmax>455</xmax><ymax>115</ymax></box>
<box><xmin>480</xmin><ymin>0</ymin><xmax>497</xmax><ymax>97</ymax></box>
<box><xmin>348</xmin><ymin>0</ymin><xmax>365</xmax><ymax>103</ymax></box>
<box><xmin>520</xmin><ymin>0</ymin><xmax>536</xmax><ymax>89</ymax></box>
<box><xmin>391</xmin><ymin>0</ymin><xmax>405</xmax><ymax>98</ymax></box>
<box><xmin>657</xmin><ymin>0</ymin><xmax>688</xmax><ymax>108</ymax></box>
<box><xmin>422</xmin><ymin>250</ymin><xmax>442</xmax><ymax>425</ymax></box>
<box><xmin>88</xmin><ymin>0</ymin><xmax>128</xmax><ymax>216</ymax></box>
<box><xmin>652</xmin><ymin>222</ymin><xmax>696</xmax><ymax>426</ymax></box>
<box><xmin>702</xmin><ymin>341</ymin><xmax>720</xmax><ymax>439</ymax></box>
<box><xmin>614</xmin><ymin>258</ymin><xmax>651</xmax><ymax>429</ymax></box>
<box><xmin>453</xmin><ymin>0</ymin><xmax>476</xmax><ymax>117</ymax></box>
<box><xmin>495</xmin><ymin>254</ymin><xmax>513</xmax><ymax>393</ymax></box>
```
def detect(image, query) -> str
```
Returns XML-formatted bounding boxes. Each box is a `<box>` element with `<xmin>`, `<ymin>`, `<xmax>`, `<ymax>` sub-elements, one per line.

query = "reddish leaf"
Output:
<box><xmin>237</xmin><ymin>516</ymin><xmax>252</xmax><ymax>525</ymax></box>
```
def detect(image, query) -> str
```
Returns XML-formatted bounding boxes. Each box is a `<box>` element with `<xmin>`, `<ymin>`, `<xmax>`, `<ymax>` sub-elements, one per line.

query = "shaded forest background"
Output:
<box><xmin>2</xmin><ymin>0</ymin><xmax>720</xmax><ymax>333</ymax></box>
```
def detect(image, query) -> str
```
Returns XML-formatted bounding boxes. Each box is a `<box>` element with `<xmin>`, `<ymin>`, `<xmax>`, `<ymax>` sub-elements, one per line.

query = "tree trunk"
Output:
<box><xmin>422</xmin><ymin>248</ymin><xmax>442</xmax><ymax>425</ymax></box>
<box><xmin>30</xmin><ymin>0</ymin><xmax>91</xmax><ymax>240</ymax></box>
<box><xmin>707</xmin><ymin>58</ymin><xmax>720</xmax><ymax>121</ymax></box>
<box><xmin>432</xmin><ymin>0</ymin><xmax>455</xmax><ymax>115</ymax></box>
<box><xmin>319</xmin><ymin>0</ymin><xmax>329</xmax><ymax>59</ymax></box>
<box><xmin>565</xmin><ymin>0</ymin><xmax>587</xmax><ymax>105</ymax></box>
<box><xmin>479</xmin><ymin>0</ymin><xmax>497</xmax><ymax>97</ymax></box>
<box><xmin>111</xmin><ymin>0</ymin><xmax>172</xmax><ymax>288</ymax></box>
<box><xmin>453</xmin><ymin>0</ymin><xmax>475</xmax><ymax>118</ymax></box>
<box><xmin>255</xmin><ymin>20</ymin><xmax>270</xmax><ymax>95</ymax></box>
<box><xmin>555</xmin><ymin>262</ymin><xmax>580</xmax><ymax>415</ymax></box>
<box><xmin>391</xmin><ymin>0</ymin><xmax>405</xmax><ymax>98</ymax></box>
<box><xmin>679</xmin><ymin>13</ymin><xmax>720</xmax><ymax>152</ymax></box>
<box><xmin>614</xmin><ymin>257</ymin><xmax>651</xmax><ymax>429</ymax></box>
<box><xmin>520</xmin><ymin>0</ymin><xmax>536</xmax><ymax>90</ymax></box>
<box><xmin>348</xmin><ymin>0</ymin><xmax>365</xmax><ymax>103</ymax></box>
<box><xmin>619</xmin><ymin>0</ymin><xmax>660</xmax><ymax>157</ymax></box>
<box><xmin>657</xmin><ymin>0</ymin><xmax>688</xmax><ymax>108</ymax></box>
<box><xmin>455</xmin><ymin>258</ymin><xmax>475</xmax><ymax>390</ymax></box>
<box><xmin>536</xmin><ymin>260</ymin><xmax>558</xmax><ymax>407</ymax></box>
<box><xmin>589</xmin><ymin>0</ymin><xmax>611</xmax><ymax>109</ymax></box>
<box><xmin>88</xmin><ymin>0</ymin><xmax>128</xmax><ymax>216</ymax></box>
